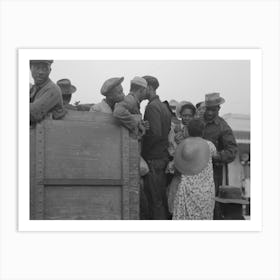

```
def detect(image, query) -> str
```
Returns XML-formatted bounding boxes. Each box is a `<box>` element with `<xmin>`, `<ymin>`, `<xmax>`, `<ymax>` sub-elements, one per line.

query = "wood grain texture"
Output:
<box><xmin>44</xmin><ymin>186</ymin><xmax>122</xmax><ymax>220</ymax></box>
<box><xmin>30</xmin><ymin>111</ymin><xmax>140</xmax><ymax>220</ymax></box>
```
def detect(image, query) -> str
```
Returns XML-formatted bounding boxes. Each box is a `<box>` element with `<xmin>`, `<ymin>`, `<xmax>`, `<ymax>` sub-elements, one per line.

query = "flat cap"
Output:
<box><xmin>142</xmin><ymin>75</ymin><xmax>159</xmax><ymax>90</ymax></box>
<box><xmin>131</xmin><ymin>76</ymin><xmax>147</xmax><ymax>88</ymax></box>
<box><xmin>101</xmin><ymin>77</ymin><xmax>124</xmax><ymax>96</ymax></box>
<box><xmin>30</xmin><ymin>60</ymin><xmax>54</xmax><ymax>66</ymax></box>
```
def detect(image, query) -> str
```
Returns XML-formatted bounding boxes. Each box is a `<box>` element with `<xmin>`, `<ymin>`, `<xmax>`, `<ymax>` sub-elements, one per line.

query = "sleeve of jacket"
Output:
<box><xmin>218</xmin><ymin>121</ymin><xmax>238</xmax><ymax>163</ymax></box>
<box><xmin>113</xmin><ymin>98</ymin><xmax>140</xmax><ymax>132</ymax></box>
<box><xmin>30</xmin><ymin>86</ymin><xmax>61</xmax><ymax>123</ymax></box>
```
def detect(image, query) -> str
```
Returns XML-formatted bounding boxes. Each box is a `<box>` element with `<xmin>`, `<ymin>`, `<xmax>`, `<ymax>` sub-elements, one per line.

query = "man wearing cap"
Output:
<box><xmin>141</xmin><ymin>75</ymin><xmax>172</xmax><ymax>220</ymax></box>
<box><xmin>90</xmin><ymin>77</ymin><xmax>125</xmax><ymax>113</ymax></box>
<box><xmin>30</xmin><ymin>60</ymin><xmax>66</xmax><ymax>124</ymax></box>
<box><xmin>202</xmin><ymin>93</ymin><xmax>238</xmax><ymax>198</ymax></box>
<box><xmin>57</xmin><ymin>78</ymin><xmax>78</xmax><ymax>110</ymax></box>
<box><xmin>113</xmin><ymin>76</ymin><xmax>149</xmax><ymax>138</ymax></box>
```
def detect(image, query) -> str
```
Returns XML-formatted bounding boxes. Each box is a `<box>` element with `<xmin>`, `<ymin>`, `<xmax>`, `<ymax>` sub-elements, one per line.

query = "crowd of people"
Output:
<box><xmin>30</xmin><ymin>59</ymin><xmax>249</xmax><ymax>220</ymax></box>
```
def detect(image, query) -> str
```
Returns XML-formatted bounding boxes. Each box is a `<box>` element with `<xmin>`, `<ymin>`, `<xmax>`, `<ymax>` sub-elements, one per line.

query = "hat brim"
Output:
<box><xmin>70</xmin><ymin>85</ymin><xmax>76</xmax><ymax>94</ymax></box>
<box><xmin>205</xmin><ymin>97</ymin><xmax>225</xmax><ymax>107</ymax></box>
<box><xmin>215</xmin><ymin>197</ymin><xmax>249</xmax><ymax>204</ymax></box>
<box><xmin>174</xmin><ymin>139</ymin><xmax>210</xmax><ymax>175</ymax></box>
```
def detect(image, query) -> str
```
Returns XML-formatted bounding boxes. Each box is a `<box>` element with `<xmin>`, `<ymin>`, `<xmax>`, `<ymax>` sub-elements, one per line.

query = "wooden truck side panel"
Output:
<box><xmin>30</xmin><ymin>111</ymin><xmax>140</xmax><ymax>220</ymax></box>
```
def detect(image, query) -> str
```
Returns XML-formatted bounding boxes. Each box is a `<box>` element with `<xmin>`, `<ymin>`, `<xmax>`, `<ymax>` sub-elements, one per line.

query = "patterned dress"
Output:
<box><xmin>173</xmin><ymin>141</ymin><xmax>216</xmax><ymax>220</ymax></box>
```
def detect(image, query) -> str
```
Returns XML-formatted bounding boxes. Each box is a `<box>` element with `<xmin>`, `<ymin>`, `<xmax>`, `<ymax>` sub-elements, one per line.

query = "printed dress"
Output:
<box><xmin>173</xmin><ymin>141</ymin><xmax>216</xmax><ymax>220</ymax></box>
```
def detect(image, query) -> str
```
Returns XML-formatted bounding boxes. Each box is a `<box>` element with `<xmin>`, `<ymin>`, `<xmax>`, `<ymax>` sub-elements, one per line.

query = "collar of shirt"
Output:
<box><xmin>148</xmin><ymin>95</ymin><xmax>160</xmax><ymax>104</ymax></box>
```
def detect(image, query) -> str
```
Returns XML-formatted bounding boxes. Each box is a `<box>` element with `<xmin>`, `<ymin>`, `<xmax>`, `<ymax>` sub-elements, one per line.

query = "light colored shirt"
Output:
<box><xmin>89</xmin><ymin>99</ymin><xmax>112</xmax><ymax>114</ymax></box>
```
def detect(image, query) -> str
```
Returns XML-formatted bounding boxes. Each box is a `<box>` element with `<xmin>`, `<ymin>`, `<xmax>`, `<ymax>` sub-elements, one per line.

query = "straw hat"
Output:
<box><xmin>174</xmin><ymin>137</ymin><xmax>210</xmax><ymax>175</ymax></box>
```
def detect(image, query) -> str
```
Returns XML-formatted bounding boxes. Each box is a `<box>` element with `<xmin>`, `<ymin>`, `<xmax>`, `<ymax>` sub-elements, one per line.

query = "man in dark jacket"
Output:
<box><xmin>141</xmin><ymin>75</ymin><xmax>172</xmax><ymax>220</ymax></box>
<box><xmin>202</xmin><ymin>93</ymin><xmax>238</xmax><ymax>219</ymax></box>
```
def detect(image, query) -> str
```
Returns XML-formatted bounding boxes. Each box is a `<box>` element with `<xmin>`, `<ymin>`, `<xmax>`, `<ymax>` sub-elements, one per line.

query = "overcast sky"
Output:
<box><xmin>30</xmin><ymin>60</ymin><xmax>250</xmax><ymax>116</ymax></box>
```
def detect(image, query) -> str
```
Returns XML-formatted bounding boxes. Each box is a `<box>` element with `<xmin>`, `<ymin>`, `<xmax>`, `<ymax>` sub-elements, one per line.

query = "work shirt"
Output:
<box><xmin>113</xmin><ymin>93</ymin><xmax>142</xmax><ymax>134</ymax></box>
<box><xmin>90</xmin><ymin>99</ymin><xmax>113</xmax><ymax>114</ymax></box>
<box><xmin>142</xmin><ymin>95</ymin><xmax>172</xmax><ymax>160</ymax></box>
<box><xmin>30</xmin><ymin>79</ymin><xmax>66</xmax><ymax>124</ymax></box>
<box><xmin>203</xmin><ymin>116</ymin><xmax>237</xmax><ymax>164</ymax></box>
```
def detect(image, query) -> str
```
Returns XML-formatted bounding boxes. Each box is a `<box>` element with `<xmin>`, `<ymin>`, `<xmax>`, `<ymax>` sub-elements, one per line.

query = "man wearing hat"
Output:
<box><xmin>113</xmin><ymin>76</ymin><xmax>149</xmax><ymax>138</ymax></box>
<box><xmin>90</xmin><ymin>77</ymin><xmax>125</xmax><ymax>113</ymax></box>
<box><xmin>202</xmin><ymin>92</ymin><xmax>238</xmax><ymax>217</ymax></box>
<box><xmin>57</xmin><ymin>78</ymin><xmax>78</xmax><ymax>110</ymax></box>
<box><xmin>141</xmin><ymin>75</ymin><xmax>172</xmax><ymax>219</ymax></box>
<box><xmin>30</xmin><ymin>60</ymin><xmax>66</xmax><ymax>124</ymax></box>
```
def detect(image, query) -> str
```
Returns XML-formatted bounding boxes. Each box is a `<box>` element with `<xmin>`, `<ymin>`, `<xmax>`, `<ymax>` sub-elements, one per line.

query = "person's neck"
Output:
<box><xmin>105</xmin><ymin>98</ymin><xmax>115</xmax><ymax>110</ymax></box>
<box><xmin>148</xmin><ymin>93</ymin><xmax>158</xmax><ymax>102</ymax></box>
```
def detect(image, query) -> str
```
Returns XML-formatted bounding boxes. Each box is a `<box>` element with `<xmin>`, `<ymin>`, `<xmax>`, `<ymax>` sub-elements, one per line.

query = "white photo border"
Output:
<box><xmin>18</xmin><ymin>48</ymin><xmax>262</xmax><ymax>232</ymax></box>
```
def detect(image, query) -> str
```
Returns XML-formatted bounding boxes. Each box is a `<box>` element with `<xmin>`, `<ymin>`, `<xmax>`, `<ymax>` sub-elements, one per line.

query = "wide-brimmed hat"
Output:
<box><xmin>215</xmin><ymin>186</ymin><xmax>249</xmax><ymax>204</ymax></box>
<box><xmin>131</xmin><ymin>76</ymin><xmax>147</xmax><ymax>88</ymax></box>
<box><xmin>30</xmin><ymin>60</ymin><xmax>54</xmax><ymax>67</ymax></box>
<box><xmin>100</xmin><ymin>77</ymin><xmax>124</xmax><ymax>96</ymax></box>
<box><xmin>175</xmin><ymin>101</ymin><xmax>196</xmax><ymax>119</ymax></box>
<box><xmin>174</xmin><ymin>137</ymin><xmax>210</xmax><ymax>175</ymax></box>
<box><xmin>205</xmin><ymin>92</ymin><xmax>225</xmax><ymax>107</ymax></box>
<box><xmin>57</xmin><ymin>79</ymin><xmax>77</xmax><ymax>95</ymax></box>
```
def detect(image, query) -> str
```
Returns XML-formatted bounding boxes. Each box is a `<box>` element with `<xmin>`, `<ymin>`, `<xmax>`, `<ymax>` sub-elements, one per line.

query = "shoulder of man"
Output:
<box><xmin>217</xmin><ymin>116</ymin><xmax>234</xmax><ymax>131</ymax></box>
<box><xmin>47</xmin><ymin>80</ymin><xmax>62</xmax><ymax>93</ymax></box>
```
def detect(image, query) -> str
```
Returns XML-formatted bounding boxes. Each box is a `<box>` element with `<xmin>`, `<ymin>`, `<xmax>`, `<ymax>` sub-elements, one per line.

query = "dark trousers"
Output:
<box><xmin>213</xmin><ymin>165</ymin><xmax>223</xmax><ymax>220</ymax></box>
<box><xmin>142</xmin><ymin>158</ymin><xmax>169</xmax><ymax>220</ymax></box>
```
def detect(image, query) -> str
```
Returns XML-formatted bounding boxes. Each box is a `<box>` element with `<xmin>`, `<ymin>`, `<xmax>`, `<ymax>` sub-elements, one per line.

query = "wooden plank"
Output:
<box><xmin>44</xmin><ymin>186</ymin><xmax>122</xmax><ymax>220</ymax></box>
<box><xmin>129</xmin><ymin>137</ymin><xmax>140</xmax><ymax>220</ymax></box>
<box><xmin>43</xmin><ymin>178</ymin><xmax>122</xmax><ymax>186</ymax></box>
<box><xmin>34</xmin><ymin>123</ymin><xmax>45</xmax><ymax>219</ymax></box>
<box><xmin>121</xmin><ymin>127</ymin><xmax>130</xmax><ymax>219</ymax></box>
<box><xmin>30</xmin><ymin>128</ymin><xmax>36</xmax><ymax>219</ymax></box>
<box><xmin>44</xmin><ymin>120</ymin><xmax>122</xmax><ymax>180</ymax></box>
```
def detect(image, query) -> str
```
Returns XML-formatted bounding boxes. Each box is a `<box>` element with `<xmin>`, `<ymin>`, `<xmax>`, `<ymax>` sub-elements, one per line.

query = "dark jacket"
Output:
<box><xmin>142</xmin><ymin>95</ymin><xmax>171</xmax><ymax>160</ymax></box>
<box><xmin>203</xmin><ymin>116</ymin><xmax>238</xmax><ymax>164</ymax></box>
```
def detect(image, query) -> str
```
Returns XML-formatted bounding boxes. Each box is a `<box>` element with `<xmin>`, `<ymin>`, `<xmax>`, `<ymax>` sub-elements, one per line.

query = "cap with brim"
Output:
<box><xmin>131</xmin><ymin>76</ymin><xmax>147</xmax><ymax>88</ymax></box>
<box><xmin>175</xmin><ymin>101</ymin><xmax>196</xmax><ymax>119</ymax></box>
<box><xmin>101</xmin><ymin>77</ymin><xmax>124</xmax><ymax>96</ymax></box>
<box><xmin>57</xmin><ymin>79</ymin><xmax>77</xmax><ymax>94</ymax></box>
<box><xmin>215</xmin><ymin>186</ymin><xmax>249</xmax><ymax>204</ymax></box>
<box><xmin>30</xmin><ymin>60</ymin><xmax>54</xmax><ymax>66</ymax></box>
<box><xmin>205</xmin><ymin>92</ymin><xmax>225</xmax><ymax>107</ymax></box>
<box><xmin>174</xmin><ymin>138</ymin><xmax>210</xmax><ymax>175</ymax></box>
